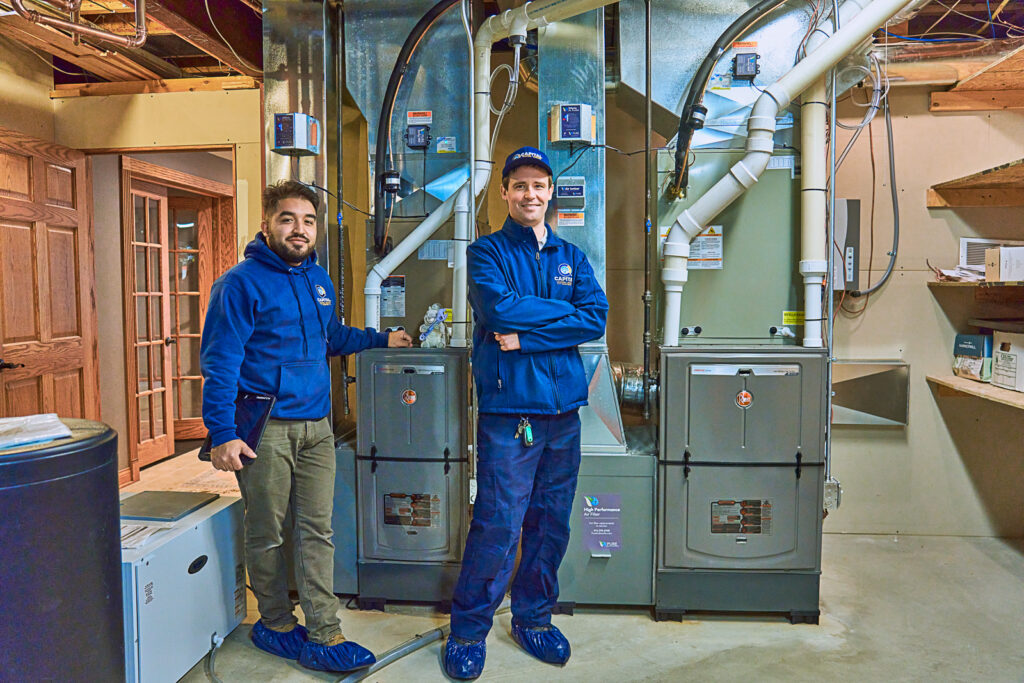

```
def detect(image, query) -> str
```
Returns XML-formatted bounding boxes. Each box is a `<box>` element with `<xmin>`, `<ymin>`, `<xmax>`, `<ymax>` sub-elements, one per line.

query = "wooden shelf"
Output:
<box><xmin>927</xmin><ymin>375</ymin><xmax>1024</xmax><ymax>410</ymax></box>
<box><xmin>928</xmin><ymin>280</ymin><xmax>1024</xmax><ymax>288</ymax></box>
<box><xmin>928</xmin><ymin>280</ymin><xmax>1024</xmax><ymax>303</ymax></box>
<box><xmin>927</xmin><ymin>158</ymin><xmax>1024</xmax><ymax>208</ymax></box>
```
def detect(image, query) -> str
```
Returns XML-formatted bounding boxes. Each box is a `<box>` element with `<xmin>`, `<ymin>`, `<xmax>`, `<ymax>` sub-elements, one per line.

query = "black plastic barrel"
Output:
<box><xmin>0</xmin><ymin>419</ymin><xmax>124</xmax><ymax>681</ymax></box>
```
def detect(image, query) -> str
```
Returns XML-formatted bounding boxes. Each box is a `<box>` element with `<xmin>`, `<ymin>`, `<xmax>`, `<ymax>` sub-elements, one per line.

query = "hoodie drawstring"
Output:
<box><xmin>287</xmin><ymin>274</ymin><xmax>310</xmax><ymax>358</ymax></box>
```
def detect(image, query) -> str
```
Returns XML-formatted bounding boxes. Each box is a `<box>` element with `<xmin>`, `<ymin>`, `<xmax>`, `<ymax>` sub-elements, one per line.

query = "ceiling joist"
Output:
<box><xmin>143</xmin><ymin>0</ymin><xmax>261</xmax><ymax>78</ymax></box>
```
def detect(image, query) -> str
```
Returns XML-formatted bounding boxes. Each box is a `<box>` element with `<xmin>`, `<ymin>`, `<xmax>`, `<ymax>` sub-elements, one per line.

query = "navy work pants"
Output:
<box><xmin>450</xmin><ymin>409</ymin><xmax>582</xmax><ymax>642</ymax></box>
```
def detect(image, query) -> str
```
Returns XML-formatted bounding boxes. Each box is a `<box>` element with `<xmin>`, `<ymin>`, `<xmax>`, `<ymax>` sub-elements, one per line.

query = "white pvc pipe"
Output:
<box><xmin>801</xmin><ymin>78</ymin><xmax>828</xmax><ymax>348</ymax></box>
<box><xmin>364</xmin><ymin>184</ymin><xmax>467</xmax><ymax>331</ymax></box>
<box><xmin>660</xmin><ymin>0</ymin><xmax>923</xmax><ymax>347</ymax></box>
<box><xmin>451</xmin><ymin>184</ymin><xmax>471</xmax><ymax>347</ymax></box>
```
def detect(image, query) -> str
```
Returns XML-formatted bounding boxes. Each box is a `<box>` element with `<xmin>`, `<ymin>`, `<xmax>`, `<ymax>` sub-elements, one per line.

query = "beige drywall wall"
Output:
<box><xmin>52</xmin><ymin>89</ymin><xmax>263</xmax><ymax>252</ymax></box>
<box><xmin>0</xmin><ymin>39</ymin><xmax>54</xmax><ymax>141</ymax></box>
<box><xmin>828</xmin><ymin>86</ymin><xmax>1024</xmax><ymax>537</ymax></box>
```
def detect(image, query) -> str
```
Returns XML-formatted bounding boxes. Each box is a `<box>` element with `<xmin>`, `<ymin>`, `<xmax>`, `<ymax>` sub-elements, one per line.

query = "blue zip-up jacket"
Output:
<box><xmin>467</xmin><ymin>216</ymin><xmax>608</xmax><ymax>415</ymax></box>
<box><xmin>201</xmin><ymin>233</ymin><xmax>388</xmax><ymax>447</ymax></box>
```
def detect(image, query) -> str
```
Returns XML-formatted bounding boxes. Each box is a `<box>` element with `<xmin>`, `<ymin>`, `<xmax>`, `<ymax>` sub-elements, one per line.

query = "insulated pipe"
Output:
<box><xmin>13</xmin><ymin>0</ymin><xmax>147</xmax><ymax>48</ymax></box>
<box><xmin>660</xmin><ymin>0</ymin><xmax>923</xmax><ymax>347</ymax></box>
<box><xmin>800</xmin><ymin>78</ymin><xmax>828</xmax><ymax>348</ymax></box>
<box><xmin>364</xmin><ymin>182</ymin><xmax>468</xmax><ymax>332</ymax></box>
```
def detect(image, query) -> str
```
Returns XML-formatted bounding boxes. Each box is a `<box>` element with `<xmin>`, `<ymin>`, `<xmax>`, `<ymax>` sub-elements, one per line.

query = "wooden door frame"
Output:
<box><xmin>118</xmin><ymin>153</ymin><xmax>236</xmax><ymax>483</ymax></box>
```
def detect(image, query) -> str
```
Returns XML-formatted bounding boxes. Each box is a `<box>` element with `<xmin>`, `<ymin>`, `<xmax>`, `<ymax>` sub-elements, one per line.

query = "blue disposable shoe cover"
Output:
<box><xmin>250</xmin><ymin>620</ymin><xmax>309</xmax><ymax>660</ymax></box>
<box><xmin>298</xmin><ymin>639</ymin><xmax>376</xmax><ymax>673</ymax></box>
<box><xmin>443</xmin><ymin>634</ymin><xmax>486</xmax><ymax>680</ymax></box>
<box><xmin>510</xmin><ymin>621</ymin><xmax>571</xmax><ymax>665</ymax></box>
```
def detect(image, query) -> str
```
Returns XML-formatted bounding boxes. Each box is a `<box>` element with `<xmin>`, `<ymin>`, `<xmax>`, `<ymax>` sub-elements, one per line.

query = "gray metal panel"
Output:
<box><xmin>344</xmin><ymin>1</ymin><xmax>470</xmax><ymax>219</ymax></box>
<box><xmin>655</xmin><ymin>150</ymin><xmax>801</xmax><ymax>343</ymax></box>
<box><xmin>832</xmin><ymin>360</ymin><xmax>910</xmax><ymax>426</ymax></box>
<box><xmin>356</xmin><ymin>561</ymin><xmax>461</xmax><ymax>603</ymax></box>
<box><xmin>263</xmin><ymin>1</ymin><xmax>329</xmax><ymax>253</ymax></box>
<box><xmin>655</xmin><ymin>570</ymin><xmax>820</xmax><ymax>614</ymax></box>
<box><xmin>558</xmin><ymin>453</ymin><xmax>655</xmax><ymax>606</ymax></box>
<box><xmin>538</xmin><ymin>9</ymin><xmax>607</xmax><ymax>291</ymax></box>
<box><xmin>358</xmin><ymin>460</ymin><xmax>465</xmax><ymax>562</ymax></box>
<box><xmin>661</xmin><ymin>348</ymin><xmax>827</xmax><ymax>464</ymax></box>
<box><xmin>333</xmin><ymin>441</ymin><xmax>359</xmax><ymax>594</ymax></box>
<box><xmin>660</xmin><ymin>463</ymin><xmax>823</xmax><ymax>570</ymax></box>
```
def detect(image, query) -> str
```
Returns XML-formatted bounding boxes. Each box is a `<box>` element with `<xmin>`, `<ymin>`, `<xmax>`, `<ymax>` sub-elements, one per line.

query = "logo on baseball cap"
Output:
<box><xmin>502</xmin><ymin>146</ymin><xmax>553</xmax><ymax>178</ymax></box>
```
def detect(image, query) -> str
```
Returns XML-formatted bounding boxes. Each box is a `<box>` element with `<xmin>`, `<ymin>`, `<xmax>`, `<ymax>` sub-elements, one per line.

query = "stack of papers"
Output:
<box><xmin>0</xmin><ymin>414</ymin><xmax>73</xmax><ymax>451</ymax></box>
<box><xmin>934</xmin><ymin>265</ymin><xmax>985</xmax><ymax>282</ymax></box>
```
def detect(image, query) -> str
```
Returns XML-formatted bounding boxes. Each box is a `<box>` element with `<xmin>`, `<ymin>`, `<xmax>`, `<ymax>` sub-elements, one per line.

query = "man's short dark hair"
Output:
<box><xmin>262</xmin><ymin>180</ymin><xmax>319</xmax><ymax>217</ymax></box>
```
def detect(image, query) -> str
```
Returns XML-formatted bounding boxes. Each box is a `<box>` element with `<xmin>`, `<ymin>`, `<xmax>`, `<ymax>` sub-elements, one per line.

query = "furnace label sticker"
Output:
<box><xmin>582</xmin><ymin>493</ymin><xmax>621</xmax><ymax>552</ymax></box>
<box><xmin>711</xmin><ymin>499</ymin><xmax>772</xmax><ymax>535</ymax></box>
<box><xmin>407</xmin><ymin>110</ymin><xmax>433</xmax><ymax>125</ymax></box>
<box><xmin>383</xmin><ymin>493</ymin><xmax>441</xmax><ymax>529</ymax></box>
<box><xmin>380</xmin><ymin>275</ymin><xmax>406</xmax><ymax>318</ymax></box>
<box><xmin>557</xmin><ymin>211</ymin><xmax>585</xmax><ymax>228</ymax></box>
<box><xmin>436</xmin><ymin>136</ymin><xmax>457</xmax><ymax>153</ymax></box>
<box><xmin>688</xmin><ymin>225</ymin><xmax>723</xmax><ymax>269</ymax></box>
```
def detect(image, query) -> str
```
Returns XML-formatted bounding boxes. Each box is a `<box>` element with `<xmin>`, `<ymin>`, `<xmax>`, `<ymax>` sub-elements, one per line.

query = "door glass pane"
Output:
<box><xmin>152</xmin><ymin>391</ymin><xmax>165</xmax><ymax>437</ymax></box>
<box><xmin>138</xmin><ymin>395</ymin><xmax>151</xmax><ymax>440</ymax></box>
<box><xmin>149</xmin><ymin>248</ymin><xmax>161</xmax><ymax>293</ymax></box>
<box><xmin>178</xmin><ymin>295</ymin><xmax>199</xmax><ymax>333</ymax></box>
<box><xmin>151</xmin><ymin>345</ymin><xmax>164</xmax><ymax>390</ymax></box>
<box><xmin>150</xmin><ymin>296</ymin><xmax>163</xmax><ymax>342</ymax></box>
<box><xmin>177</xmin><ymin>253</ymin><xmax>198</xmax><ymax>291</ymax></box>
<box><xmin>135</xmin><ymin>247</ymin><xmax>147</xmax><ymax>291</ymax></box>
<box><xmin>179</xmin><ymin>337</ymin><xmax>200</xmax><ymax>376</ymax></box>
<box><xmin>135</xmin><ymin>297</ymin><xmax>148</xmax><ymax>341</ymax></box>
<box><xmin>134</xmin><ymin>195</ymin><xmax>145</xmax><ymax>242</ymax></box>
<box><xmin>148</xmin><ymin>198</ymin><xmax>160</xmax><ymax>243</ymax></box>
<box><xmin>180</xmin><ymin>378</ymin><xmax>203</xmax><ymax>419</ymax></box>
<box><xmin>137</xmin><ymin>346</ymin><xmax>150</xmax><ymax>393</ymax></box>
<box><xmin>170</xmin><ymin>332</ymin><xmax>179</xmax><ymax>375</ymax></box>
<box><xmin>175</xmin><ymin>209</ymin><xmax>198</xmax><ymax>249</ymax></box>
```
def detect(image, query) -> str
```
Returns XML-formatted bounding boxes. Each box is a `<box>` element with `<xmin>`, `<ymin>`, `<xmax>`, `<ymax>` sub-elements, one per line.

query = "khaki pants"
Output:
<box><xmin>236</xmin><ymin>417</ymin><xmax>341</xmax><ymax>644</ymax></box>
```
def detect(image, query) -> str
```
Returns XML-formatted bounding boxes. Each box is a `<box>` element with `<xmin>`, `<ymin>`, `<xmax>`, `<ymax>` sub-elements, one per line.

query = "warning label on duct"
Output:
<box><xmin>582</xmin><ymin>493</ymin><xmax>621</xmax><ymax>552</ymax></box>
<box><xmin>384</xmin><ymin>493</ymin><xmax>440</xmax><ymax>528</ymax></box>
<box><xmin>688</xmin><ymin>225</ymin><xmax>723</xmax><ymax>269</ymax></box>
<box><xmin>711</xmin><ymin>499</ymin><xmax>772</xmax><ymax>535</ymax></box>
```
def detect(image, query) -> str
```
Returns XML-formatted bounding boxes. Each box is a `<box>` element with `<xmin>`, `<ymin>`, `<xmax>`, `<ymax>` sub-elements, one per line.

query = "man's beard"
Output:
<box><xmin>267</xmin><ymin>232</ymin><xmax>314</xmax><ymax>264</ymax></box>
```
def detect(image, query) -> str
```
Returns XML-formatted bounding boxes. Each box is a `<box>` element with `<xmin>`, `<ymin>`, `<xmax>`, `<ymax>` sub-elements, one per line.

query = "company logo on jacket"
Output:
<box><xmin>554</xmin><ymin>262</ymin><xmax>573</xmax><ymax>286</ymax></box>
<box><xmin>315</xmin><ymin>284</ymin><xmax>331</xmax><ymax>306</ymax></box>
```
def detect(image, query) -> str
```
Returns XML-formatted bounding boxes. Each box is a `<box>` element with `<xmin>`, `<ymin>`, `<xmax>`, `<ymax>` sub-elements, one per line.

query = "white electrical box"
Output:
<box><xmin>273</xmin><ymin>112</ymin><xmax>320</xmax><ymax>156</ymax></box>
<box><xmin>120</xmin><ymin>492</ymin><xmax>246</xmax><ymax>683</ymax></box>
<box><xmin>548</xmin><ymin>103</ymin><xmax>594</xmax><ymax>144</ymax></box>
<box><xmin>555</xmin><ymin>176</ymin><xmax>586</xmax><ymax>210</ymax></box>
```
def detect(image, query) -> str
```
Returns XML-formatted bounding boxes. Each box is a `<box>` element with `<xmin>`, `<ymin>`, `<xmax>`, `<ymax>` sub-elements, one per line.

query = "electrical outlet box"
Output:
<box><xmin>555</xmin><ymin>176</ymin><xmax>586</xmax><ymax>210</ymax></box>
<box><xmin>549</xmin><ymin>103</ymin><xmax>594</xmax><ymax>144</ymax></box>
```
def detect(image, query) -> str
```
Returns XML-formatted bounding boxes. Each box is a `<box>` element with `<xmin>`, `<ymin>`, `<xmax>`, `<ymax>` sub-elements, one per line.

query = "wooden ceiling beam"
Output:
<box><xmin>50</xmin><ymin>75</ymin><xmax>257</xmax><ymax>97</ymax></box>
<box><xmin>88</xmin><ymin>13</ymin><xmax>174</xmax><ymax>36</ymax></box>
<box><xmin>143</xmin><ymin>0</ymin><xmax>261</xmax><ymax>78</ymax></box>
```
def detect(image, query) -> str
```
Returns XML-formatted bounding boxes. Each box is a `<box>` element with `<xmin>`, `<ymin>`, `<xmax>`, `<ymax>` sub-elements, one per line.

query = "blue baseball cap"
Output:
<box><xmin>502</xmin><ymin>146</ymin><xmax>553</xmax><ymax>178</ymax></box>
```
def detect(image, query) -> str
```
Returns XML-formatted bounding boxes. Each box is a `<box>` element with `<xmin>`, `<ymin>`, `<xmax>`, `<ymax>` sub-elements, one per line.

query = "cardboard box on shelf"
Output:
<box><xmin>952</xmin><ymin>333</ymin><xmax>992</xmax><ymax>382</ymax></box>
<box><xmin>992</xmin><ymin>331</ymin><xmax>1024</xmax><ymax>392</ymax></box>
<box><xmin>984</xmin><ymin>246</ymin><xmax>1024</xmax><ymax>282</ymax></box>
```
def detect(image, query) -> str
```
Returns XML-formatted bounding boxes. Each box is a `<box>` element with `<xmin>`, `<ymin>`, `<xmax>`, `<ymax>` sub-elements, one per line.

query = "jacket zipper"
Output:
<box><xmin>536</xmin><ymin>246</ymin><xmax>563</xmax><ymax>413</ymax></box>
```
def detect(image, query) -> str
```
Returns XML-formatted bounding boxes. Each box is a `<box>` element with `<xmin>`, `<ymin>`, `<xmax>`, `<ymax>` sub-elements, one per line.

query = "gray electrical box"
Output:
<box><xmin>355</xmin><ymin>348</ymin><xmax>469</xmax><ymax>608</ymax></box>
<box><xmin>656</xmin><ymin>346</ymin><xmax>826</xmax><ymax>623</ymax></box>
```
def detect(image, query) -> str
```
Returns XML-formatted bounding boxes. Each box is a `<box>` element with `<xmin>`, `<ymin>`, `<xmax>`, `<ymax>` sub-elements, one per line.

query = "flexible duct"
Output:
<box><xmin>661</xmin><ymin>0</ymin><xmax>926</xmax><ymax>347</ymax></box>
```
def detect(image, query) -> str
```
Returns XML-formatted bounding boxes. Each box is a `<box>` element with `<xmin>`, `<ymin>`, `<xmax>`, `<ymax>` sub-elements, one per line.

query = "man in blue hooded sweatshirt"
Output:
<box><xmin>201</xmin><ymin>180</ymin><xmax>411</xmax><ymax>674</ymax></box>
<box><xmin>442</xmin><ymin>148</ymin><xmax>608</xmax><ymax>679</ymax></box>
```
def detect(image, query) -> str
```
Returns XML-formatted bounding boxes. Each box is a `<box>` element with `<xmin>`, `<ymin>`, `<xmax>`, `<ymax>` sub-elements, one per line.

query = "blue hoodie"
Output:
<box><xmin>467</xmin><ymin>216</ymin><xmax>608</xmax><ymax>415</ymax></box>
<box><xmin>201</xmin><ymin>234</ymin><xmax>388</xmax><ymax>447</ymax></box>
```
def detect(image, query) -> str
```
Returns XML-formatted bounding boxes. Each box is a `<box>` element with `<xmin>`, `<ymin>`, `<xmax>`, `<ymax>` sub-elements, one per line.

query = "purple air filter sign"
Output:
<box><xmin>582</xmin><ymin>493</ymin><xmax>622</xmax><ymax>553</ymax></box>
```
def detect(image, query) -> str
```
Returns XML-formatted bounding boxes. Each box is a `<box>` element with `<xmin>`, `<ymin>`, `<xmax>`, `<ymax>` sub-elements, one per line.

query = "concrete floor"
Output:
<box><xmin>133</xmin><ymin>455</ymin><xmax>1024</xmax><ymax>682</ymax></box>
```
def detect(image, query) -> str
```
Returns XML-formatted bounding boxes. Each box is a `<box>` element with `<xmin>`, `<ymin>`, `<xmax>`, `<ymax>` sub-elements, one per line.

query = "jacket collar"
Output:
<box><xmin>500</xmin><ymin>215</ymin><xmax>564</xmax><ymax>250</ymax></box>
<box><xmin>245</xmin><ymin>232</ymin><xmax>318</xmax><ymax>272</ymax></box>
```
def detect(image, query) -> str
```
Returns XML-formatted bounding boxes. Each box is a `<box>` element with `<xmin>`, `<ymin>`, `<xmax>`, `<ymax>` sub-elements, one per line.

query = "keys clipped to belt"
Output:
<box><xmin>514</xmin><ymin>417</ymin><xmax>534</xmax><ymax>447</ymax></box>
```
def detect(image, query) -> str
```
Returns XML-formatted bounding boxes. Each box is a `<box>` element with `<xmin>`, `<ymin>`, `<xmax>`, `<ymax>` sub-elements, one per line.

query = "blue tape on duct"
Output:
<box><xmin>423</xmin><ymin>165</ymin><xmax>471</xmax><ymax>202</ymax></box>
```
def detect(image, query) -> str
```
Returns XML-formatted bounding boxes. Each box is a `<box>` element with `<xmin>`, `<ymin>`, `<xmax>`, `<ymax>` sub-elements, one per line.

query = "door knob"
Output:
<box><xmin>165</xmin><ymin>337</ymin><xmax>177</xmax><ymax>345</ymax></box>
<box><xmin>0</xmin><ymin>359</ymin><xmax>25</xmax><ymax>371</ymax></box>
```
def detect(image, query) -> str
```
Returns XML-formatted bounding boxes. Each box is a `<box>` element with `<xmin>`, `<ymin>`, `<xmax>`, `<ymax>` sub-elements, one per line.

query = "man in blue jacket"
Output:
<box><xmin>201</xmin><ymin>180</ymin><xmax>411</xmax><ymax>674</ymax></box>
<box><xmin>443</xmin><ymin>147</ymin><xmax>608</xmax><ymax>679</ymax></box>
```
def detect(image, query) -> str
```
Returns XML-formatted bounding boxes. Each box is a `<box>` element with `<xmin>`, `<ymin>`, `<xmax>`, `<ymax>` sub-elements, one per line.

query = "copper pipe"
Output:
<box><xmin>13</xmin><ymin>0</ymin><xmax>147</xmax><ymax>49</ymax></box>
<box><xmin>36</xmin><ymin>0</ymin><xmax>84</xmax><ymax>12</ymax></box>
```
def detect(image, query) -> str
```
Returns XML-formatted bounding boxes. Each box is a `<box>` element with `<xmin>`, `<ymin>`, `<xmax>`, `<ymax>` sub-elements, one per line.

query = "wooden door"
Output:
<box><xmin>0</xmin><ymin>127</ymin><xmax>99</xmax><ymax>419</ymax></box>
<box><xmin>167</xmin><ymin>195</ymin><xmax>213</xmax><ymax>439</ymax></box>
<box><xmin>123</xmin><ymin>174</ymin><xmax>175</xmax><ymax>467</ymax></box>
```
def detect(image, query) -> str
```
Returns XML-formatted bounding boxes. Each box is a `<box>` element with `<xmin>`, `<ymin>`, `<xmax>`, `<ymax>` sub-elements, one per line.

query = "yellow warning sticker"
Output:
<box><xmin>783</xmin><ymin>311</ymin><xmax>805</xmax><ymax>326</ymax></box>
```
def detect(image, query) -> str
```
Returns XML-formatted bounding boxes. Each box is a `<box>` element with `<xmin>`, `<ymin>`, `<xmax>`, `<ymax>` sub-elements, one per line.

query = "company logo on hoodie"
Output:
<box><xmin>315</xmin><ymin>284</ymin><xmax>331</xmax><ymax>306</ymax></box>
<box><xmin>554</xmin><ymin>262</ymin><xmax>573</xmax><ymax>286</ymax></box>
